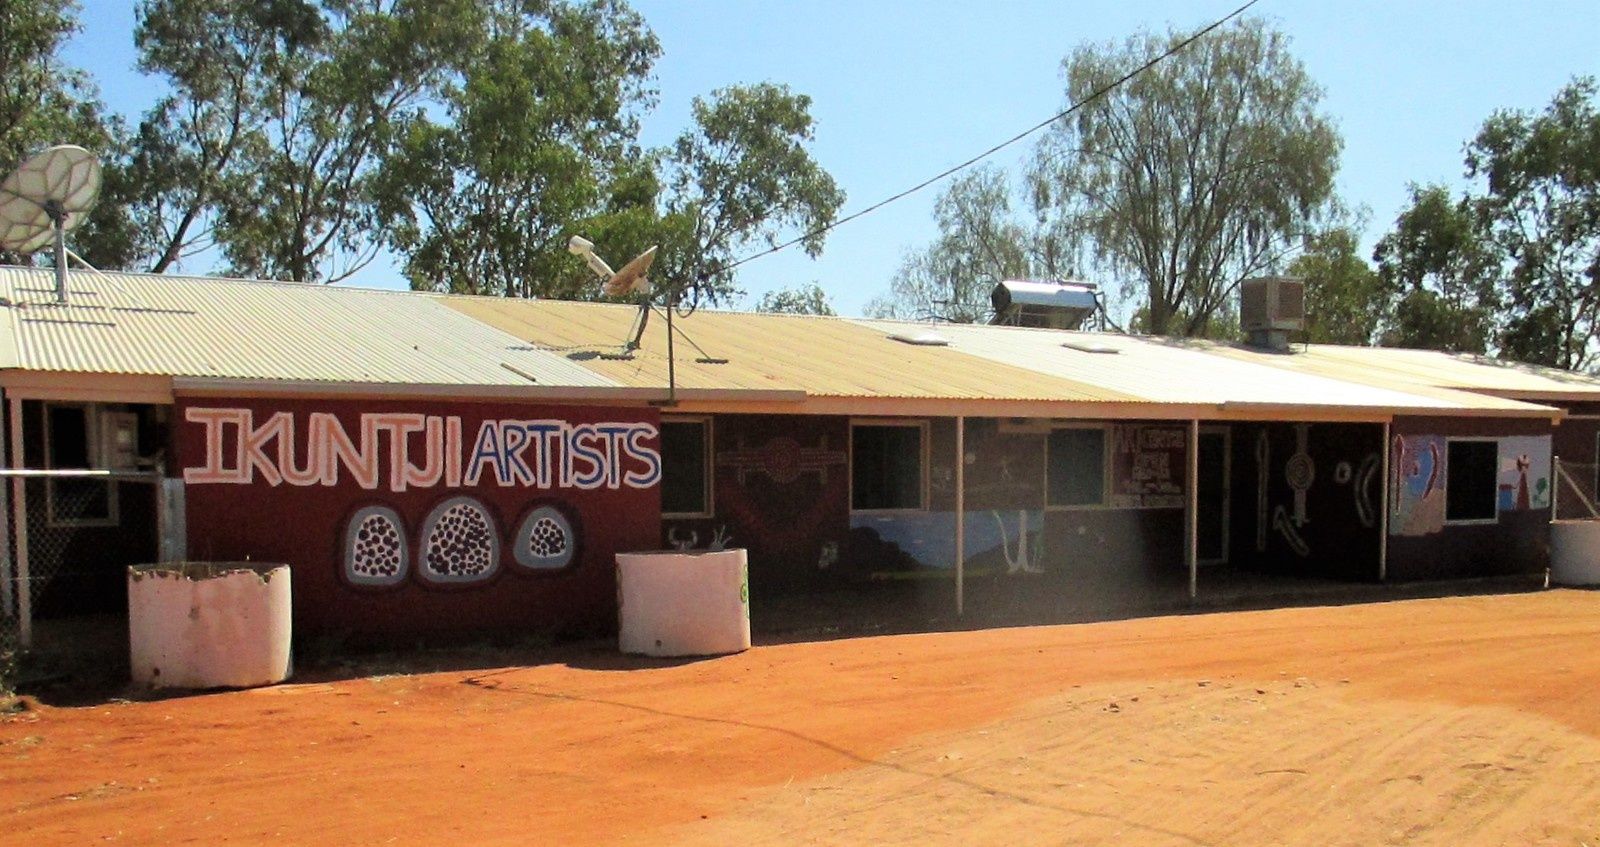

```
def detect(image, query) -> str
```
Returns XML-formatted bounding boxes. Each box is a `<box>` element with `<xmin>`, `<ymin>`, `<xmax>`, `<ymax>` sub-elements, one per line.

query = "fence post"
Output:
<box><xmin>0</xmin><ymin>400</ymin><xmax>11</xmax><ymax>621</ymax></box>
<box><xmin>8</xmin><ymin>398</ymin><xmax>29</xmax><ymax>649</ymax></box>
<box><xmin>1553</xmin><ymin>454</ymin><xmax>1561</xmax><ymax>521</ymax></box>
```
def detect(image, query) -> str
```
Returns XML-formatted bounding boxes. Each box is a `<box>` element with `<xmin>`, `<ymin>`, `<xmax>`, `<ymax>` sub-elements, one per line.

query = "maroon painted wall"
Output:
<box><xmin>1386</xmin><ymin>415</ymin><xmax>1553</xmax><ymax>580</ymax></box>
<box><xmin>662</xmin><ymin>414</ymin><xmax>851</xmax><ymax>595</ymax></box>
<box><xmin>176</xmin><ymin>398</ymin><xmax>660</xmax><ymax>640</ymax></box>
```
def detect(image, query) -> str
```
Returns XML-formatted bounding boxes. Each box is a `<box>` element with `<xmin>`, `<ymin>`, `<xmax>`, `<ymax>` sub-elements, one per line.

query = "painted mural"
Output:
<box><xmin>1497</xmin><ymin>435</ymin><xmax>1551</xmax><ymax>511</ymax></box>
<box><xmin>177</xmin><ymin>399</ymin><xmax>660</xmax><ymax>637</ymax></box>
<box><xmin>1390</xmin><ymin>434</ymin><xmax>1448</xmax><ymax>536</ymax></box>
<box><xmin>662</xmin><ymin>415</ymin><xmax>853</xmax><ymax>593</ymax></box>
<box><xmin>848</xmin><ymin>509</ymin><xmax>1047</xmax><ymax>575</ymax></box>
<box><xmin>1109</xmin><ymin>424</ymin><xmax>1185</xmax><ymax>509</ymax></box>
<box><xmin>1387</xmin><ymin>433</ymin><xmax>1552</xmax><ymax>537</ymax></box>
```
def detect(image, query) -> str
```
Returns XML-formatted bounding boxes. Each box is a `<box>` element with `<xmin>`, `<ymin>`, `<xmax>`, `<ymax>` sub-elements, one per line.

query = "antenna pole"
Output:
<box><xmin>52</xmin><ymin>218</ymin><xmax>67</xmax><ymax>304</ymax></box>
<box><xmin>664</xmin><ymin>285</ymin><xmax>677</xmax><ymax>406</ymax></box>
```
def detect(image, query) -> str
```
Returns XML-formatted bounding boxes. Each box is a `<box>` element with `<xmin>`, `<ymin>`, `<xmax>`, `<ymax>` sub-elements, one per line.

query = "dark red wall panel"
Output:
<box><xmin>176</xmin><ymin>398</ymin><xmax>660</xmax><ymax>639</ymax></box>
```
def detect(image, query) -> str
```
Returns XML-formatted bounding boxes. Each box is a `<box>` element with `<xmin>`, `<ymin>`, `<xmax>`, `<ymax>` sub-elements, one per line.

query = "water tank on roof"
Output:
<box><xmin>990</xmin><ymin>279</ymin><xmax>1099</xmax><ymax>330</ymax></box>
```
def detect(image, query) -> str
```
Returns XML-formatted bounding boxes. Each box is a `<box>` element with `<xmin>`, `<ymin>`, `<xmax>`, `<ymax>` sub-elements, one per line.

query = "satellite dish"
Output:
<box><xmin>0</xmin><ymin>145</ymin><xmax>103</xmax><ymax>304</ymax></box>
<box><xmin>567</xmin><ymin>235</ymin><xmax>658</xmax><ymax>297</ymax></box>
<box><xmin>603</xmin><ymin>245</ymin><xmax>657</xmax><ymax>297</ymax></box>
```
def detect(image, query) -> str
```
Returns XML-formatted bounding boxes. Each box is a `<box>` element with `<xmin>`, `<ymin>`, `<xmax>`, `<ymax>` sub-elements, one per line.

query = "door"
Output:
<box><xmin>1196</xmin><ymin>428</ymin><xmax>1230</xmax><ymax>564</ymax></box>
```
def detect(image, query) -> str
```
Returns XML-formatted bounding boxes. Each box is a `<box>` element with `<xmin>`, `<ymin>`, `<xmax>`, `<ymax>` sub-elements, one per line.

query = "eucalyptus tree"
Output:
<box><xmin>1030</xmin><ymin>18</ymin><xmax>1341</xmax><ymax>336</ymax></box>
<box><xmin>865</xmin><ymin>165</ymin><xmax>1059</xmax><ymax>323</ymax></box>
<box><xmin>1468</xmin><ymin>77</ymin><xmax>1600</xmax><ymax>370</ymax></box>
<box><xmin>0</xmin><ymin>0</ymin><xmax>140</xmax><ymax>268</ymax></box>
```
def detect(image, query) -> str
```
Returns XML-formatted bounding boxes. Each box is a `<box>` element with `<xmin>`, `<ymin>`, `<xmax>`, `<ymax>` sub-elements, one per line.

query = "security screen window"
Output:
<box><xmin>45</xmin><ymin>402</ymin><xmax>116</xmax><ymax>525</ymax></box>
<box><xmin>1445</xmin><ymin>439</ymin><xmax>1498</xmax><ymax>522</ymax></box>
<box><xmin>1048</xmin><ymin>426</ymin><xmax>1106</xmax><ymax>507</ymax></box>
<box><xmin>852</xmin><ymin>423</ymin><xmax>925</xmax><ymax>511</ymax></box>
<box><xmin>660</xmin><ymin>419</ymin><xmax>710</xmax><ymax>517</ymax></box>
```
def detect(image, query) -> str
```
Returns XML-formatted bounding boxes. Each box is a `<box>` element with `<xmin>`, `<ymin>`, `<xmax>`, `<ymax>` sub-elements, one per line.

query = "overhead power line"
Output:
<box><xmin>702</xmin><ymin>0</ymin><xmax>1262</xmax><ymax>283</ymax></box>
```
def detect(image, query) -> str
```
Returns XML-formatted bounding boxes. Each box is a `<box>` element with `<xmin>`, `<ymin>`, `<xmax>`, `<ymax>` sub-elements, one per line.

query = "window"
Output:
<box><xmin>1047</xmin><ymin>426</ymin><xmax>1107</xmax><ymax>507</ymax></box>
<box><xmin>44</xmin><ymin>403</ymin><xmax>119</xmax><ymax>526</ymax></box>
<box><xmin>660</xmin><ymin>418</ymin><xmax>712</xmax><ymax>517</ymax></box>
<box><xmin>851</xmin><ymin>422</ymin><xmax>926</xmax><ymax>511</ymax></box>
<box><xmin>1445</xmin><ymin>439</ymin><xmax>1498</xmax><ymax>523</ymax></box>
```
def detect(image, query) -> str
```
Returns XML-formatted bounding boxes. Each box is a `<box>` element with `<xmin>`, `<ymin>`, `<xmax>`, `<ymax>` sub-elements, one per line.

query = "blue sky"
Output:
<box><xmin>62</xmin><ymin>0</ymin><xmax>1600</xmax><ymax>316</ymax></box>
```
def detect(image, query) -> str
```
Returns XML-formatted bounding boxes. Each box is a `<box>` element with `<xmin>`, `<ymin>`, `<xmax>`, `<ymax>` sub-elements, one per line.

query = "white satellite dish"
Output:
<box><xmin>0</xmin><ymin>145</ymin><xmax>103</xmax><ymax>304</ymax></box>
<box><xmin>567</xmin><ymin>235</ymin><xmax>658</xmax><ymax>297</ymax></box>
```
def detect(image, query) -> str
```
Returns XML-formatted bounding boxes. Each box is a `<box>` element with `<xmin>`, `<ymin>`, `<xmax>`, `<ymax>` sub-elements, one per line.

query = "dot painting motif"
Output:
<box><xmin>419</xmin><ymin>496</ymin><xmax>500</xmax><ymax>584</ymax></box>
<box><xmin>514</xmin><ymin>505</ymin><xmax>578</xmax><ymax>571</ymax></box>
<box><xmin>343</xmin><ymin>505</ymin><xmax>409</xmax><ymax>587</ymax></box>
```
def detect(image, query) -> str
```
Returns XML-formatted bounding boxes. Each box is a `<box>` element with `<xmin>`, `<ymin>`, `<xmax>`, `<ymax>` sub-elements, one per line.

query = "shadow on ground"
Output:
<box><xmin>8</xmin><ymin>571</ymin><xmax>1549</xmax><ymax>708</ymax></box>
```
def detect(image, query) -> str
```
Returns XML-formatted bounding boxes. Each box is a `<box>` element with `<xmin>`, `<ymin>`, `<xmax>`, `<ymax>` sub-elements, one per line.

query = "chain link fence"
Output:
<box><xmin>2</xmin><ymin>469</ymin><xmax>163</xmax><ymax>690</ymax></box>
<box><xmin>1553</xmin><ymin>457</ymin><xmax>1600</xmax><ymax>521</ymax></box>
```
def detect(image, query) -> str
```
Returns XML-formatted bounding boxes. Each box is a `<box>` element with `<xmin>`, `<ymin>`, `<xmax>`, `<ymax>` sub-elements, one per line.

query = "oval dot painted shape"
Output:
<box><xmin>344</xmin><ymin>505</ymin><xmax>408</xmax><ymax>587</ymax></box>
<box><xmin>418</xmin><ymin>496</ymin><xmax>499</xmax><ymax>585</ymax></box>
<box><xmin>514</xmin><ymin>505</ymin><xmax>577</xmax><ymax>571</ymax></box>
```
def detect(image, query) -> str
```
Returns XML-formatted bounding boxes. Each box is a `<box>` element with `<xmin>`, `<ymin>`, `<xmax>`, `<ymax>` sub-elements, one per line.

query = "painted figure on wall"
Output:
<box><xmin>1497</xmin><ymin>436</ymin><xmax>1551</xmax><ymax>512</ymax></box>
<box><xmin>1390</xmin><ymin>435</ymin><xmax>1447</xmax><ymax>536</ymax></box>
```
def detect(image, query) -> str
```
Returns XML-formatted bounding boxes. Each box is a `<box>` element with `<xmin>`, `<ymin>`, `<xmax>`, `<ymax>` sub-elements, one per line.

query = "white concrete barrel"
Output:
<box><xmin>128</xmin><ymin>563</ymin><xmax>293</xmax><ymax>689</ymax></box>
<box><xmin>616</xmin><ymin>549</ymin><xmax>750</xmax><ymax>657</ymax></box>
<box><xmin>1550</xmin><ymin>521</ymin><xmax>1600</xmax><ymax>586</ymax></box>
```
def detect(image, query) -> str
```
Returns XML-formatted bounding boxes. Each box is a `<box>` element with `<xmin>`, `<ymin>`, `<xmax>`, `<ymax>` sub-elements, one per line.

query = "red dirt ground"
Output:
<box><xmin>4</xmin><ymin>590</ymin><xmax>1599</xmax><ymax>845</ymax></box>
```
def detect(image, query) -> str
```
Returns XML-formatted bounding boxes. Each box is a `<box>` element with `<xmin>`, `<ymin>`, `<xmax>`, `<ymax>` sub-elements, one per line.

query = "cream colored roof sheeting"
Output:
<box><xmin>857</xmin><ymin>320</ymin><xmax>1551</xmax><ymax>415</ymax></box>
<box><xmin>1282</xmin><ymin>344</ymin><xmax>1600</xmax><ymax>400</ymax></box>
<box><xmin>0</xmin><ymin>266</ymin><xmax>616</xmax><ymax>387</ymax></box>
<box><xmin>442</xmin><ymin>297</ymin><xmax>1134</xmax><ymax>402</ymax></box>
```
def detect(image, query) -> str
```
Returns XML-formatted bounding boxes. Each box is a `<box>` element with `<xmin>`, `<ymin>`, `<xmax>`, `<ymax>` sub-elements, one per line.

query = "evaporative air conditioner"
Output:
<box><xmin>1239</xmin><ymin>277</ymin><xmax>1306</xmax><ymax>351</ymax></box>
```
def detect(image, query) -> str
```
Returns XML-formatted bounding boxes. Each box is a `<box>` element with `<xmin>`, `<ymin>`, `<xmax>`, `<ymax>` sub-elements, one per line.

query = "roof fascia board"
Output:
<box><xmin>0</xmin><ymin>370</ymin><xmax>174</xmax><ymax>404</ymax></box>
<box><xmin>1219</xmin><ymin>400</ymin><xmax>1560</xmax><ymax>422</ymax></box>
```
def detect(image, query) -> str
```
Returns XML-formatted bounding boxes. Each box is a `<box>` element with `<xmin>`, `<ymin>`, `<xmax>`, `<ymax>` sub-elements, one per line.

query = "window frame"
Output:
<box><xmin>1443</xmin><ymin>436</ymin><xmax>1500</xmax><ymax>526</ymax></box>
<box><xmin>659</xmin><ymin>415</ymin><xmax>714</xmax><ymax>520</ymax></box>
<box><xmin>42</xmin><ymin>401</ymin><xmax>120</xmax><ymax>528</ymax></box>
<box><xmin>848</xmin><ymin>418</ymin><xmax>930</xmax><ymax>514</ymax></box>
<box><xmin>1045</xmin><ymin>423</ymin><xmax>1112</xmax><ymax>511</ymax></box>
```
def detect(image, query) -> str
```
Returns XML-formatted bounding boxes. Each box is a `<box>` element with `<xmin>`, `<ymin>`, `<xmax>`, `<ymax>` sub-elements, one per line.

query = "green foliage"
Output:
<box><xmin>383</xmin><ymin>0</ymin><xmax>660</xmax><ymax>297</ymax></box>
<box><xmin>385</xmin><ymin>18</ymin><xmax>842</xmax><ymax>304</ymax></box>
<box><xmin>1030</xmin><ymin>18</ymin><xmax>1341</xmax><ymax>337</ymax></box>
<box><xmin>1372</xmin><ymin>184</ymin><xmax>1499</xmax><ymax>353</ymax></box>
<box><xmin>1466</xmin><ymin>76</ymin><xmax>1600</xmax><ymax>370</ymax></box>
<box><xmin>661</xmin><ymin>82</ymin><xmax>844</xmax><ymax>305</ymax></box>
<box><xmin>1288</xmin><ymin>222</ymin><xmax>1387</xmax><ymax>345</ymax></box>
<box><xmin>0</xmin><ymin>0</ymin><xmax>140</xmax><ymax>269</ymax></box>
<box><xmin>132</xmin><ymin>0</ymin><xmax>482</xmax><ymax>283</ymax></box>
<box><xmin>755</xmin><ymin>283</ymin><xmax>834</xmax><ymax>315</ymax></box>
<box><xmin>866</xmin><ymin>165</ymin><xmax>1069</xmax><ymax>322</ymax></box>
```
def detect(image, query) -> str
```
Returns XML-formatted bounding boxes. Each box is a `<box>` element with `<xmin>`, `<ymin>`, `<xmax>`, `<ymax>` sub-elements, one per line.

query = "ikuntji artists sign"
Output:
<box><xmin>182</xmin><ymin>407</ymin><xmax>662</xmax><ymax>491</ymax></box>
<box><xmin>176</xmin><ymin>400</ymin><xmax>662</xmax><ymax>637</ymax></box>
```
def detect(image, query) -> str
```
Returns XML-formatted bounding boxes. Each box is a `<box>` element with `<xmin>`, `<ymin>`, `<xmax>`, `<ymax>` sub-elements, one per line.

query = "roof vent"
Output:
<box><xmin>990</xmin><ymin>279</ymin><xmax>1098</xmax><ymax>330</ymax></box>
<box><xmin>1062</xmin><ymin>340</ymin><xmax>1118</xmax><ymax>354</ymax></box>
<box><xmin>889</xmin><ymin>330</ymin><xmax>949</xmax><ymax>347</ymax></box>
<box><xmin>1240</xmin><ymin>276</ymin><xmax>1305</xmax><ymax>351</ymax></box>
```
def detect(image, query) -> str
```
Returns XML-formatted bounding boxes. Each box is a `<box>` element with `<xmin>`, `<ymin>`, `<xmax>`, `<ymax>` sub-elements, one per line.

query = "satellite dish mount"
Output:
<box><xmin>0</xmin><ymin>145</ymin><xmax>104</xmax><ymax>304</ymax></box>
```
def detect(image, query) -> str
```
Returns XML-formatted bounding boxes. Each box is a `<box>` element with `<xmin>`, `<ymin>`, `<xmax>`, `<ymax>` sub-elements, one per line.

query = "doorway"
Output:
<box><xmin>1196</xmin><ymin>428</ymin><xmax>1230</xmax><ymax>564</ymax></box>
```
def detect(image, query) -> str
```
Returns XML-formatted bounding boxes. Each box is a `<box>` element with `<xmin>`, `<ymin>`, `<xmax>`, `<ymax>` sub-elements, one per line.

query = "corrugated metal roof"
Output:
<box><xmin>0</xmin><ymin>266</ymin><xmax>615</xmax><ymax>387</ymax></box>
<box><xmin>855</xmin><ymin>320</ymin><xmax>1552</xmax><ymax>415</ymax></box>
<box><xmin>1266</xmin><ymin>344</ymin><xmax>1600</xmax><ymax>399</ymax></box>
<box><xmin>0</xmin><ymin>265</ymin><xmax>1572</xmax><ymax>418</ymax></box>
<box><xmin>442</xmin><ymin>297</ymin><xmax>1134</xmax><ymax>402</ymax></box>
